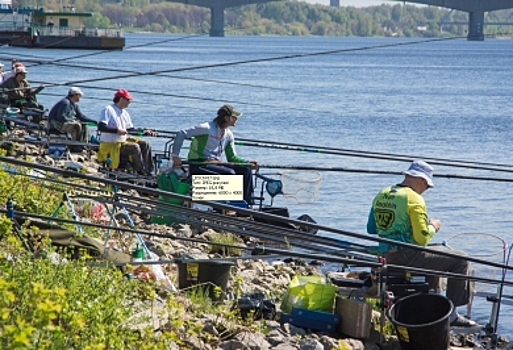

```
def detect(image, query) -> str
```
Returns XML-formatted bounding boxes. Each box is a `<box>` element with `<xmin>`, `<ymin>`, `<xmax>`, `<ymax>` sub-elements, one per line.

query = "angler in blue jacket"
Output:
<box><xmin>48</xmin><ymin>87</ymin><xmax>97</xmax><ymax>141</ymax></box>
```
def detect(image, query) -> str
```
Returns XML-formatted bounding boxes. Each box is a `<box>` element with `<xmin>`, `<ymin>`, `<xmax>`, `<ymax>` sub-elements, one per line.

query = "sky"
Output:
<box><xmin>305</xmin><ymin>0</ymin><xmax>392</xmax><ymax>7</ymax></box>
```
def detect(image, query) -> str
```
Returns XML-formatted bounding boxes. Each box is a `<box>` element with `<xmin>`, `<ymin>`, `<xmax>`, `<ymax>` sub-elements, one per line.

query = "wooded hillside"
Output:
<box><xmin>16</xmin><ymin>0</ymin><xmax>513</xmax><ymax>37</ymax></box>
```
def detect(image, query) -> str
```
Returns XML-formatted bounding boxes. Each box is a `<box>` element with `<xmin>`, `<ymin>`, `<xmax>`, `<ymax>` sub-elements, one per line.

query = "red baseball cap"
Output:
<box><xmin>114</xmin><ymin>89</ymin><xmax>133</xmax><ymax>100</ymax></box>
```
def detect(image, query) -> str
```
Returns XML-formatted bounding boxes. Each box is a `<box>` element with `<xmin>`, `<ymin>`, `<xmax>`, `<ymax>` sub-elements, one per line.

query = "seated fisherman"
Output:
<box><xmin>367</xmin><ymin>160</ymin><xmax>480</xmax><ymax>328</ymax></box>
<box><xmin>0</xmin><ymin>66</ymin><xmax>45</xmax><ymax>110</ymax></box>
<box><xmin>97</xmin><ymin>89</ymin><xmax>156</xmax><ymax>175</ymax></box>
<box><xmin>0</xmin><ymin>62</ymin><xmax>15</xmax><ymax>85</ymax></box>
<box><xmin>48</xmin><ymin>87</ymin><xmax>97</xmax><ymax>141</ymax></box>
<box><xmin>171</xmin><ymin>104</ymin><xmax>258</xmax><ymax>205</ymax></box>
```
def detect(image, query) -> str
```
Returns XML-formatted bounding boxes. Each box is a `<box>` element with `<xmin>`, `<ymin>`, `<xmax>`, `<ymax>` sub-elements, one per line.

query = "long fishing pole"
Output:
<box><xmin>30</xmin><ymin>80</ymin><xmax>319</xmax><ymax>114</ymax></box>
<box><xmin>8</xmin><ymin>169</ymin><xmax>372</xmax><ymax>257</ymax></box>
<box><xmin>96</xmin><ymin>254</ymin><xmax>288</xmax><ymax>267</ymax></box>
<box><xmin>7</xmin><ymin>165</ymin><xmax>511</xmax><ymax>279</ymax></box>
<box><xmin>73</xmin><ymin>191</ymin><xmax>375</xmax><ymax>261</ymax></box>
<box><xmin>10</xmin><ymin>37</ymin><xmax>480</xmax><ymax>116</ymax></box>
<box><xmin>235</xmin><ymin>139</ymin><xmax>513</xmax><ymax>171</ymax></box>
<box><xmin>152</xmin><ymin>159</ymin><xmax>513</xmax><ymax>183</ymax></box>
<box><xmin>147</xmin><ymin>131</ymin><xmax>513</xmax><ymax>172</ymax></box>
<box><xmin>1</xmin><ymin>161</ymin><xmax>496</xmax><ymax>273</ymax></box>
<box><xmin>53</xmin><ymin>183</ymin><xmax>513</xmax><ymax>274</ymax></box>
<box><xmin>236</xmin><ymin>141</ymin><xmax>513</xmax><ymax>172</ymax></box>
<box><xmin>60</xmin><ymin>36</ymin><xmax>469</xmax><ymax>87</ymax></box>
<box><xmin>6</xmin><ymin>209</ymin><xmax>513</xmax><ymax>287</ymax></box>
<box><xmin>3</xmin><ymin>155</ymin><xmax>513</xmax><ymax>272</ymax></box>
<box><xmin>6</xmin><ymin>34</ymin><xmax>208</xmax><ymax>69</ymax></box>
<box><xmin>33</xmin><ymin>61</ymin><xmax>306</xmax><ymax>95</ymax></box>
<box><xmin>15</xmin><ymin>163</ymin><xmax>513</xmax><ymax>273</ymax></box>
<box><xmin>91</xmin><ymin>192</ymin><xmax>376</xmax><ymax>255</ymax></box>
<box><xmin>258</xmin><ymin>164</ymin><xmax>513</xmax><ymax>183</ymax></box>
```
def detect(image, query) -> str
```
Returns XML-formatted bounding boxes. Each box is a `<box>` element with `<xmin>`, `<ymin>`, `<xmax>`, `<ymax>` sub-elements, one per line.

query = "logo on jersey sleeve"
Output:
<box><xmin>375</xmin><ymin>209</ymin><xmax>395</xmax><ymax>230</ymax></box>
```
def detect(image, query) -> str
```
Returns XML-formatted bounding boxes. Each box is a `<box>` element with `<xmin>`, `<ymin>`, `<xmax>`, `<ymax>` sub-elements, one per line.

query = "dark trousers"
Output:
<box><xmin>385</xmin><ymin>246</ymin><xmax>472</xmax><ymax>307</ymax></box>
<box><xmin>11</xmin><ymin>96</ymin><xmax>44</xmax><ymax>110</ymax></box>
<box><xmin>190</xmin><ymin>164</ymin><xmax>254</xmax><ymax>205</ymax></box>
<box><xmin>119</xmin><ymin>139</ymin><xmax>153</xmax><ymax>173</ymax></box>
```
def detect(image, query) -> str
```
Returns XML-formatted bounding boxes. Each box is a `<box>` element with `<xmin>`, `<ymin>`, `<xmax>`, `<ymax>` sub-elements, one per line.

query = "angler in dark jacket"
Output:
<box><xmin>0</xmin><ymin>66</ymin><xmax>45</xmax><ymax>109</ymax></box>
<box><xmin>48</xmin><ymin>87</ymin><xmax>97</xmax><ymax>141</ymax></box>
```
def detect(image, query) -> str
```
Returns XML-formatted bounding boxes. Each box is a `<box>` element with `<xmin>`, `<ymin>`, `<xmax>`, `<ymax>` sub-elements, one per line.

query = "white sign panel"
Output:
<box><xmin>192</xmin><ymin>175</ymin><xmax>243</xmax><ymax>201</ymax></box>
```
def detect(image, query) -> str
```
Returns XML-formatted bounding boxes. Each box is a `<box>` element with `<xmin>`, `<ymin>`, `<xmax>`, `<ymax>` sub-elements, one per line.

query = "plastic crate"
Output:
<box><xmin>280</xmin><ymin>307</ymin><xmax>340</xmax><ymax>332</ymax></box>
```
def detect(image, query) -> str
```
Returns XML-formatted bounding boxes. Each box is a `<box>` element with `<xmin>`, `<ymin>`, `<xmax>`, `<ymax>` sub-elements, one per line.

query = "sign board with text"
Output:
<box><xmin>192</xmin><ymin>175</ymin><xmax>243</xmax><ymax>201</ymax></box>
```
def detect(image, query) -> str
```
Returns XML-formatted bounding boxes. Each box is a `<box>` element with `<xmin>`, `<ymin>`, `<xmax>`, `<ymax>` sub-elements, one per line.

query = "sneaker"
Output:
<box><xmin>450</xmin><ymin>315</ymin><xmax>482</xmax><ymax>328</ymax></box>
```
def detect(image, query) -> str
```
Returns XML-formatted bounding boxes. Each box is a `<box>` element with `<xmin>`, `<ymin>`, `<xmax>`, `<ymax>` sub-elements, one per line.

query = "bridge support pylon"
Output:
<box><xmin>468</xmin><ymin>10</ymin><xmax>485</xmax><ymax>41</ymax></box>
<box><xmin>210</xmin><ymin>5</ymin><xmax>225</xmax><ymax>37</ymax></box>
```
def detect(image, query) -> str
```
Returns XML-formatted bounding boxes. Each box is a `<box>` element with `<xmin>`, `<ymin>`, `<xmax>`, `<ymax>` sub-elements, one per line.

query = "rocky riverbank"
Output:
<box><xmin>1</xmin><ymin>143</ymin><xmax>511</xmax><ymax>350</ymax></box>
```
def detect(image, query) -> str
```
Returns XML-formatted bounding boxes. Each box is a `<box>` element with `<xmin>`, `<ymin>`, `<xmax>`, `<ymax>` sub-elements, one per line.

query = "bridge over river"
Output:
<box><xmin>169</xmin><ymin>0</ymin><xmax>513</xmax><ymax>40</ymax></box>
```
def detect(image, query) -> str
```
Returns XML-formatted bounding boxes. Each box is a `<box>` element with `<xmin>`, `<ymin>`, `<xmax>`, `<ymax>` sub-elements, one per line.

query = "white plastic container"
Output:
<box><xmin>6</xmin><ymin>107</ymin><xmax>20</xmax><ymax>118</ymax></box>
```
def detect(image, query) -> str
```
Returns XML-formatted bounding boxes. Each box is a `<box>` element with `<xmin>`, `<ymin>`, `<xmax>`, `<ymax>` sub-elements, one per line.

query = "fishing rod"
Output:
<box><xmin>73</xmin><ymin>190</ymin><xmax>375</xmax><ymax>260</ymax></box>
<box><xmin>258</xmin><ymin>164</ymin><xmax>513</xmax><ymax>183</ymax></box>
<box><xmin>147</xmin><ymin>132</ymin><xmax>513</xmax><ymax>172</ymax></box>
<box><xmin>235</xmin><ymin>139</ymin><xmax>513</xmax><ymax>171</ymax></box>
<box><xmin>143</xmin><ymin>157</ymin><xmax>513</xmax><ymax>183</ymax></box>
<box><xmin>91</xmin><ymin>191</ymin><xmax>376</xmax><ymax>255</ymax></box>
<box><xmin>60</xmin><ymin>36</ymin><xmax>469</xmax><ymax>87</ymax></box>
<box><xmin>7</xmin><ymin>34</ymin><xmax>209</xmax><ymax>70</ymax></box>
<box><xmin>5</xmin><ymin>208</ymin><xmax>512</xmax><ymax>287</ymax></box>
<box><xmin>3</xmin><ymin>155</ymin><xmax>513</xmax><ymax>272</ymax></box>
<box><xmin>31</xmin><ymin>61</ymin><xmax>307</xmax><ymax>96</ymax></box>
<box><xmin>3</xmin><ymin>160</ymin><xmax>499</xmax><ymax>274</ymax></box>
<box><xmin>242</xmin><ymin>141</ymin><xmax>513</xmax><ymax>173</ymax></box>
<box><xmin>37</xmin><ymin>91</ymin><xmax>156</xmax><ymax>106</ymax></box>
<box><xmin>8</xmin><ymin>169</ymin><xmax>363</xmax><ymax>257</ymax></box>
<box><xmin>13</xmin><ymin>163</ymin><xmax>513</xmax><ymax>278</ymax></box>
<box><xmin>58</xmin><ymin>184</ymin><xmax>513</xmax><ymax>276</ymax></box>
<box><xmin>7</xmin><ymin>167</ymin><xmax>504</xmax><ymax>280</ymax></box>
<box><xmin>95</xmin><ymin>254</ymin><xmax>288</xmax><ymax>267</ymax></box>
<box><xmin>29</xmin><ymin>80</ymin><xmax>320</xmax><ymax>114</ymax></box>
<box><xmin>11</xmin><ymin>37</ymin><xmax>482</xmax><ymax>116</ymax></box>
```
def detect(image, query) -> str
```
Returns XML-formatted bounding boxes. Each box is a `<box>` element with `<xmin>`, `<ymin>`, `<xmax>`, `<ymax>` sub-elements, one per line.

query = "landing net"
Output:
<box><xmin>444</xmin><ymin>232</ymin><xmax>507</xmax><ymax>294</ymax></box>
<box><xmin>279</xmin><ymin>170</ymin><xmax>322</xmax><ymax>204</ymax></box>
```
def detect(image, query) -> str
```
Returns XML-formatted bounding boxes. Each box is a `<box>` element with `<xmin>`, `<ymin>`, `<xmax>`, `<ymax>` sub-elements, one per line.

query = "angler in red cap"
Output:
<box><xmin>97</xmin><ymin>89</ymin><xmax>156</xmax><ymax>175</ymax></box>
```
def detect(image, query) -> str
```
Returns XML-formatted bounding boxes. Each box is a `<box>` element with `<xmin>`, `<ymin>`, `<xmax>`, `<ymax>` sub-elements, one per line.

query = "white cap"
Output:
<box><xmin>68</xmin><ymin>87</ymin><xmax>83</xmax><ymax>96</ymax></box>
<box><xmin>403</xmin><ymin>160</ymin><xmax>434</xmax><ymax>188</ymax></box>
<box><xmin>0</xmin><ymin>63</ymin><xmax>4</xmax><ymax>67</ymax></box>
<box><xmin>15</xmin><ymin>66</ymin><xmax>28</xmax><ymax>74</ymax></box>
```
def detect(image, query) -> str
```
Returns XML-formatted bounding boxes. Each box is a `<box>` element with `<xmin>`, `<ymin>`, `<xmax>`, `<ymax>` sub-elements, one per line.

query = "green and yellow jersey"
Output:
<box><xmin>367</xmin><ymin>184</ymin><xmax>436</xmax><ymax>254</ymax></box>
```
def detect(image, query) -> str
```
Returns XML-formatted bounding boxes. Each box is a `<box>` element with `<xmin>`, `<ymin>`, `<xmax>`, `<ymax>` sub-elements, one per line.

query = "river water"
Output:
<box><xmin>3</xmin><ymin>33</ymin><xmax>513</xmax><ymax>336</ymax></box>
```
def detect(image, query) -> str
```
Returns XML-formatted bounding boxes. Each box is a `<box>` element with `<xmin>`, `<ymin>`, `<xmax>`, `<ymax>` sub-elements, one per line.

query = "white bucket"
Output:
<box><xmin>6</xmin><ymin>107</ymin><xmax>20</xmax><ymax>118</ymax></box>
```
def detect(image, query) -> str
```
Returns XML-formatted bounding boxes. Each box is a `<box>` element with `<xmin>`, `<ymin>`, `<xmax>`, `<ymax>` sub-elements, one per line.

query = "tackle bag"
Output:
<box><xmin>236</xmin><ymin>292</ymin><xmax>276</xmax><ymax>320</ymax></box>
<box><xmin>281</xmin><ymin>275</ymin><xmax>337</xmax><ymax>313</ymax></box>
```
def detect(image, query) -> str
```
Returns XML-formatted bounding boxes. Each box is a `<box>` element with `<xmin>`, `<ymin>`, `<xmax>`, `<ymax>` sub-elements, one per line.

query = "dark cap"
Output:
<box><xmin>217</xmin><ymin>104</ymin><xmax>242</xmax><ymax>118</ymax></box>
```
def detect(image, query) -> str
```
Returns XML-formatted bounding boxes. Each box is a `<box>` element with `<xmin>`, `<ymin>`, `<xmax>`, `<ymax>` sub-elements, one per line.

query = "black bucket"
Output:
<box><xmin>387</xmin><ymin>293</ymin><xmax>453</xmax><ymax>350</ymax></box>
<box><xmin>177</xmin><ymin>261</ymin><xmax>233</xmax><ymax>300</ymax></box>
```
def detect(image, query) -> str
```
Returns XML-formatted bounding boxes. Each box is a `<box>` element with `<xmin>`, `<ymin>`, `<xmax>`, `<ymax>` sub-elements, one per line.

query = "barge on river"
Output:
<box><xmin>0</xmin><ymin>5</ymin><xmax>124</xmax><ymax>50</ymax></box>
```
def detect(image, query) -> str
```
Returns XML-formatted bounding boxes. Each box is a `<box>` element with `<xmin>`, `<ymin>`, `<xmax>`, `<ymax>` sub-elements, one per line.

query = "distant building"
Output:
<box><xmin>0</xmin><ymin>0</ymin><xmax>11</xmax><ymax>10</ymax></box>
<box><xmin>330</xmin><ymin>0</ymin><xmax>340</xmax><ymax>7</ymax></box>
